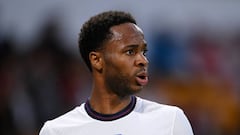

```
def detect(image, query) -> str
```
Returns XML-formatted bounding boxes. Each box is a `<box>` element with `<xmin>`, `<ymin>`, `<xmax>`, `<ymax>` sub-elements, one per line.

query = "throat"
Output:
<box><xmin>85</xmin><ymin>96</ymin><xmax>136</xmax><ymax>121</ymax></box>
<box><xmin>89</xmin><ymin>96</ymin><xmax>132</xmax><ymax>114</ymax></box>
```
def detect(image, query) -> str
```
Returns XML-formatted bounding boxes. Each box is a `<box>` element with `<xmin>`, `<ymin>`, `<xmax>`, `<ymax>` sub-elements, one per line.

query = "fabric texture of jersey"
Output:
<box><xmin>39</xmin><ymin>96</ymin><xmax>194</xmax><ymax>135</ymax></box>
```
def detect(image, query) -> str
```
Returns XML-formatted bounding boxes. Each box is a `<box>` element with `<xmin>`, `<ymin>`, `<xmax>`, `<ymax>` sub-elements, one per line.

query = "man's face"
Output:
<box><xmin>102</xmin><ymin>23</ymin><xmax>149</xmax><ymax>97</ymax></box>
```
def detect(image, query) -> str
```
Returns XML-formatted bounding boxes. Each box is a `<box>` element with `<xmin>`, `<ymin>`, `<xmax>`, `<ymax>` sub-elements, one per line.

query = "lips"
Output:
<box><xmin>136</xmin><ymin>71</ymin><xmax>148</xmax><ymax>86</ymax></box>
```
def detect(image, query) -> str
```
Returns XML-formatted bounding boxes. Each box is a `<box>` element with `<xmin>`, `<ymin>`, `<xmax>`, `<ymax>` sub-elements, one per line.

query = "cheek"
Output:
<box><xmin>104</xmin><ymin>58</ymin><xmax>132</xmax><ymax>76</ymax></box>
<box><xmin>103</xmin><ymin>52</ymin><xmax>135</xmax><ymax>75</ymax></box>
<box><xmin>105</xmin><ymin>60</ymin><xmax>124</xmax><ymax>73</ymax></box>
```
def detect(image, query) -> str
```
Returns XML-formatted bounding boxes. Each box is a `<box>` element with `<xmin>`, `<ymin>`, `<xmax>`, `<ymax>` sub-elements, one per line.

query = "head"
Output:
<box><xmin>78</xmin><ymin>11</ymin><xmax>149</xmax><ymax>97</ymax></box>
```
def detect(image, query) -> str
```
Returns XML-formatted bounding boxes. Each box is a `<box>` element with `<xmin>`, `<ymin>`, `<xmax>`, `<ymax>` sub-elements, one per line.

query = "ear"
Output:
<box><xmin>89</xmin><ymin>51</ymin><xmax>103</xmax><ymax>72</ymax></box>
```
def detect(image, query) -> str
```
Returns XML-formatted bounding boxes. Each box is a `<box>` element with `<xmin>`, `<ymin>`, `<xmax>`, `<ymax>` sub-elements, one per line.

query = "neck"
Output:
<box><xmin>89</xmin><ymin>86</ymin><xmax>132</xmax><ymax>114</ymax></box>
<box><xmin>89</xmin><ymin>70</ymin><xmax>132</xmax><ymax>114</ymax></box>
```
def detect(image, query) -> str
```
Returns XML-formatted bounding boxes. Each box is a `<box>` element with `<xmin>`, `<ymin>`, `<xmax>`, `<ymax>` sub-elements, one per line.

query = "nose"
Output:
<box><xmin>135</xmin><ymin>54</ymin><xmax>149</xmax><ymax>67</ymax></box>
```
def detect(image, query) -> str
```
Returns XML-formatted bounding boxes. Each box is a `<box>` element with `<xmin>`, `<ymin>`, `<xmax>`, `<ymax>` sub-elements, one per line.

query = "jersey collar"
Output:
<box><xmin>84</xmin><ymin>96</ymin><xmax>136</xmax><ymax>121</ymax></box>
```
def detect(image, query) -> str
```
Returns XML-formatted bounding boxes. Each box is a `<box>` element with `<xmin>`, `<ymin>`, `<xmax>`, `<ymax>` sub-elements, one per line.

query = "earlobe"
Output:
<box><xmin>89</xmin><ymin>52</ymin><xmax>103</xmax><ymax>72</ymax></box>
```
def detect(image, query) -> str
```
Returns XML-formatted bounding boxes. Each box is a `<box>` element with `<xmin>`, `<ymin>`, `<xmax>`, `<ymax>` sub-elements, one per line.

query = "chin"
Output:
<box><xmin>115</xmin><ymin>87</ymin><xmax>142</xmax><ymax>98</ymax></box>
<box><xmin>131</xmin><ymin>86</ymin><xmax>144</xmax><ymax>94</ymax></box>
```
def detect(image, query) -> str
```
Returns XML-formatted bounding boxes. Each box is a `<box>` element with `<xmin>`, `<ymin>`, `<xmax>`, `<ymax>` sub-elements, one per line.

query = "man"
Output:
<box><xmin>40</xmin><ymin>10</ymin><xmax>194</xmax><ymax>135</ymax></box>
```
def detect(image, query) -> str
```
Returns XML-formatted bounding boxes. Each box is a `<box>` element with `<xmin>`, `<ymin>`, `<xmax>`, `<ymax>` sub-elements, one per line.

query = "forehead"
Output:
<box><xmin>108</xmin><ymin>23</ymin><xmax>145</xmax><ymax>45</ymax></box>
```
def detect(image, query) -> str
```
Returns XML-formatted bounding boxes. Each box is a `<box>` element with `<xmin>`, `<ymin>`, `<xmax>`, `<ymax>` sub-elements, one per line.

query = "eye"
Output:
<box><xmin>126</xmin><ymin>49</ymin><xmax>135</xmax><ymax>55</ymax></box>
<box><xmin>143</xmin><ymin>49</ymin><xmax>148</xmax><ymax>56</ymax></box>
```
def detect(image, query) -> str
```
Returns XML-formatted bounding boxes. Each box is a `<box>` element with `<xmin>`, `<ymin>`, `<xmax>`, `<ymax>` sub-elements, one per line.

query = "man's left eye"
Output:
<box><xmin>143</xmin><ymin>49</ymin><xmax>148</xmax><ymax>56</ymax></box>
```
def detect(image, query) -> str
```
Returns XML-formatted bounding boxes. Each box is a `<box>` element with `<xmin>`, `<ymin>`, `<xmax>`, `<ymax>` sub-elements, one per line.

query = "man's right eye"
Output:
<box><xmin>126</xmin><ymin>50</ymin><xmax>135</xmax><ymax>55</ymax></box>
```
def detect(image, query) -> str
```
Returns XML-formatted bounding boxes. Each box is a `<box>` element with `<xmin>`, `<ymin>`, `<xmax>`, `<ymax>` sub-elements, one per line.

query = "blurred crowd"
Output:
<box><xmin>1</xmin><ymin>16</ymin><xmax>240</xmax><ymax>135</ymax></box>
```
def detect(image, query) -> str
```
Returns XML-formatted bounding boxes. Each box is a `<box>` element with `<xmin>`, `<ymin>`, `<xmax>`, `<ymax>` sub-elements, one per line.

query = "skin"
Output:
<box><xmin>89</xmin><ymin>22</ymin><xmax>149</xmax><ymax>114</ymax></box>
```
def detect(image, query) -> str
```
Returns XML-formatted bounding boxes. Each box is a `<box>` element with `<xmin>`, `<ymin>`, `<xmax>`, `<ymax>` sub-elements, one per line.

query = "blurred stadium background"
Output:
<box><xmin>0</xmin><ymin>1</ymin><xmax>240</xmax><ymax>135</ymax></box>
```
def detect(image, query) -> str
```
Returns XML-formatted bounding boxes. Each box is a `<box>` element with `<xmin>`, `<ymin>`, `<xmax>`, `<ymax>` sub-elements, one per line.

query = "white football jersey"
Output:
<box><xmin>40</xmin><ymin>96</ymin><xmax>194</xmax><ymax>135</ymax></box>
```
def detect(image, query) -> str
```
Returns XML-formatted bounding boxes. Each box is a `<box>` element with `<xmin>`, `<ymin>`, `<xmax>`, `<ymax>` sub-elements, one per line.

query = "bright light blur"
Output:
<box><xmin>0</xmin><ymin>1</ymin><xmax>240</xmax><ymax>135</ymax></box>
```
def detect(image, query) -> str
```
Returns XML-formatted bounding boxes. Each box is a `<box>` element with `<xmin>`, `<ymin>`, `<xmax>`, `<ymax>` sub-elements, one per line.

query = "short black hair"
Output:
<box><xmin>78</xmin><ymin>10</ymin><xmax>137</xmax><ymax>71</ymax></box>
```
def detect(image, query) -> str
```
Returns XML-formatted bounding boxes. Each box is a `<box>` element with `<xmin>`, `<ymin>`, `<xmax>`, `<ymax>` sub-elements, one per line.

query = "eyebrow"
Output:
<box><xmin>124</xmin><ymin>43</ymin><xmax>147</xmax><ymax>49</ymax></box>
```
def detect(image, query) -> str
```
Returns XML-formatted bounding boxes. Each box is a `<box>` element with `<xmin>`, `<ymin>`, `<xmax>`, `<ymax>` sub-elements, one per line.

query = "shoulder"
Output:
<box><xmin>39</xmin><ymin>104</ymin><xmax>87</xmax><ymax>135</ymax></box>
<box><xmin>135</xmin><ymin>96</ymin><xmax>182</xmax><ymax>114</ymax></box>
<box><xmin>135</xmin><ymin>97</ymin><xmax>194</xmax><ymax>134</ymax></box>
<box><xmin>135</xmin><ymin>97</ymin><xmax>190</xmax><ymax>125</ymax></box>
<box><xmin>47</xmin><ymin>105</ymin><xmax>84</xmax><ymax>125</ymax></box>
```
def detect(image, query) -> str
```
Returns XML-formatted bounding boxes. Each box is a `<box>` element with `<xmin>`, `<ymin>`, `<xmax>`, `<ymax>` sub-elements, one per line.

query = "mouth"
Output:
<box><xmin>136</xmin><ymin>72</ymin><xmax>148</xmax><ymax>86</ymax></box>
